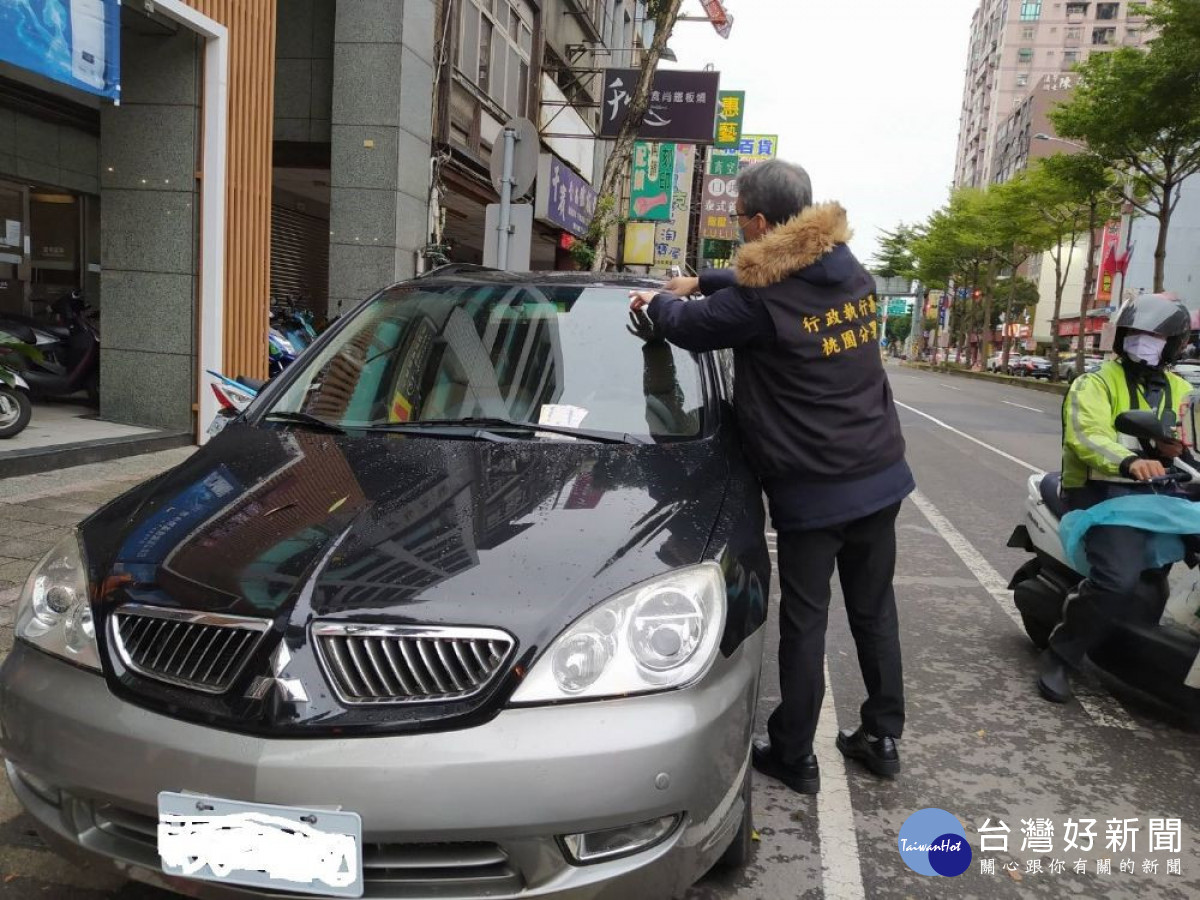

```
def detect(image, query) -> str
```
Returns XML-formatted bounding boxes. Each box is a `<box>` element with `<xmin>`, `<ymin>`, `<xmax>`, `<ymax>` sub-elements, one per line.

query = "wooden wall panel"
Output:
<box><xmin>186</xmin><ymin>0</ymin><xmax>276</xmax><ymax>380</ymax></box>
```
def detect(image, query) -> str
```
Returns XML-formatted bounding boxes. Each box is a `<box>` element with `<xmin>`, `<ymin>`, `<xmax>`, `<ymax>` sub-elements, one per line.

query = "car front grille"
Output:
<box><xmin>110</xmin><ymin>605</ymin><xmax>271</xmax><ymax>694</ymax></box>
<box><xmin>313</xmin><ymin>623</ymin><xmax>515</xmax><ymax>704</ymax></box>
<box><xmin>91</xmin><ymin>803</ymin><xmax>522</xmax><ymax>894</ymax></box>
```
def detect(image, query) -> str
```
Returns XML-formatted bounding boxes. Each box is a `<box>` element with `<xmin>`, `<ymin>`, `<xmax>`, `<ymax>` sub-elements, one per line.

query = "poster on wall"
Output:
<box><xmin>0</xmin><ymin>0</ymin><xmax>121</xmax><ymax>100</ymax></box>
<box><xmin>629</xmin><ymin>142</ymin><xmax>675</xmax><ymax>221</ymax></box>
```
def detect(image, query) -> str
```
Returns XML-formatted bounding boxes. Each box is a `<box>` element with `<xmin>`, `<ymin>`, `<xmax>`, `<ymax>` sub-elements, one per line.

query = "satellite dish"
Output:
<box><xmin>489</xmin><ymin>117</ymin><xmax>540</xmax><ymax>199</ymax></box>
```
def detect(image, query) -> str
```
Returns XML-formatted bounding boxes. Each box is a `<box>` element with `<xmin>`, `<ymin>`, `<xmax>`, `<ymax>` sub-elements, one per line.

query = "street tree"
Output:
<box><xmin>1050</xmin><ymin>40</ymin><xmax>1200</xmax><ymax>292</ymax></box>
<box><xmin>588</xmin><ymin>0</ymin><xmax>686</xmax><ymax>270</ymax></box>
<box><xmin>871</xmin><ymin>224</ymin><xmax>917</xmax><ymax>280</ymax></box>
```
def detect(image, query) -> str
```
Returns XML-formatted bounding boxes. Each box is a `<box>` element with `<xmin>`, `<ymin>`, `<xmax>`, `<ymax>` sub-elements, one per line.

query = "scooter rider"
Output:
<box><xmin>1038</xmin><ymin>293</ymin><xmax>1193</xmax><ymax>703</ymax></box>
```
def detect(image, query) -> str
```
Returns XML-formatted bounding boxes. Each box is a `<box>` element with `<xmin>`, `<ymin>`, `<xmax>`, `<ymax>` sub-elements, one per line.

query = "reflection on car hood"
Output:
<box><xmin>80</xmin><ymin>425</ymin><xmax>729</xmax><ymax>734</ymax></box>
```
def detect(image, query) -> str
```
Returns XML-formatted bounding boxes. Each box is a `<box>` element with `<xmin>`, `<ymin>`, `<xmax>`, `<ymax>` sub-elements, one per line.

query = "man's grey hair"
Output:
<box><xmin>736</xmin><ymin>160</ymin><xmax>813</xmax><ymax>226</ymax></box>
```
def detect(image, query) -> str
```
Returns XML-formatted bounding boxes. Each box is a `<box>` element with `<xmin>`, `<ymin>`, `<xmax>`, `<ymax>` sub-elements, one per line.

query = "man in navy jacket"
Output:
<box><xmin>630</xmin><ymin>160</ymin><xmax>914</xmax><ymax>794</ymax></box>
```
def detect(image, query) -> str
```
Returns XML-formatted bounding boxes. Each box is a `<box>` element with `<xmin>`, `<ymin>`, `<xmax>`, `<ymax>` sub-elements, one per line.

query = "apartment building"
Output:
<box><xmin>953</xmin><ymin>0</ymin><xmax>1148</xmax><ymax>189</ymax></box>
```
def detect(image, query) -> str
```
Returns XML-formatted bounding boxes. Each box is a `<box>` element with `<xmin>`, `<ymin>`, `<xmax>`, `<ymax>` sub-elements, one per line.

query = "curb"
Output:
<box><xmin>0</xmin><ymin>430</ymin><xmax>194</xmax><ymax>479</ymax></box>
<box><xmin>904</xmin><ymin>363</ymin><xmax>1069</xmax><ymax>396</ymax></box>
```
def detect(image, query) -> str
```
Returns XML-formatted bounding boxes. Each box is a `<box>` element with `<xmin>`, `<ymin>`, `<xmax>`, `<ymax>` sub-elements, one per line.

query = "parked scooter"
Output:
<box><xmin>0</xmin><ymin>336</ymin><xmax>39</xmax><ymax>439</ymax></box>
<box><xmin>0</xmin><ymin>290</ymin><xmax>100</xmax><ymax>405</ymax></box>
<box><xmin>204</xmin><ymin>369</ymin><xmax>263</xmax><ymax>437</ymax></box>
<box><xmin>268</xmin><ymin>327</ymin><xmax>298</xmax><ymax>378</ymax></box>
<box><xmin>1008</xmin><ymin>409</ymin><xmax>1200</xmax><ymax>718</ymax></box>
<box><xmin>271</xmin><ymin>304</ymin><xmax>318</xmax><ymax>352</ymax></box>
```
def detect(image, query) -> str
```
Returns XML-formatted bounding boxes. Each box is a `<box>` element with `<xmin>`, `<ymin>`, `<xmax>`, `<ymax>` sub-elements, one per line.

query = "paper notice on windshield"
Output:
<box><xmin>537</xmin><ymin>404</ymin><xmax>588</xmax><ymax>439</ymax></box>
<box><xmin>538</xmin><ymin>405</ymin><xmax>589</xmax><ymax>428</ymax></box>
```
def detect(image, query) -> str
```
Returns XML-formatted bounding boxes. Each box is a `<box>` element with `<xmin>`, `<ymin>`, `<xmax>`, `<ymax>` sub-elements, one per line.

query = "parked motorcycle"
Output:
<box><xmin>205</xmin><ymin>369</ymin><xmax>263</xmax><ymax>437</ymax></box>
<box><xmin>0</xmin><ymin>290</ymin><xmax>100</xmax><ymax>405</ymax></box>
<box><xmin>1007</xmin><ymin>409</ymin><xmax>1200</xmax><ymax>718</ymax></box>
<box><xmin>271</xmin><ymin>303</ymin><xmax>318</xmax><ymax>352</ymax></box>
<box><xmin>0</xmin><ymin>336</ymin><xmax>35</xmax><ymax>439</ymax></box>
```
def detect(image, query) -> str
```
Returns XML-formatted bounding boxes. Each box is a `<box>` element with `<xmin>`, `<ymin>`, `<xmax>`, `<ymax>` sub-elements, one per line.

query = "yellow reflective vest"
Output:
<box><xmin>1061</xmin><ymin>359</ymin><xmax>1191</xmax><ymax>489</ymax></box>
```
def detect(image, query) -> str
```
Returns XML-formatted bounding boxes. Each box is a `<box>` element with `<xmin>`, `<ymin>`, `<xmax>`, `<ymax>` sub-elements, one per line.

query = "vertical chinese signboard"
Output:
<box><xmin>714</xmin><ymin>91</ymin><xmax>745</xmax><ymax>149</ymax></box>
<box><xmin>655</xmin><ymin>145</ymin><xmax>696</xmax><ymax>270</ymax></box>
<box><xmin>1095</xmin><ymin>220</ymin><xmax>1121</xmax><ymax>304</ymax></box>
<box><xmin>700</xmin><ymin>173</ymin><xmax>739</xmax><ymax>242</ymax></box>
<box><xmin>629</xmin><ymin>142</ymin><xmax>675</xmax><ymax>221</ymax></box>
<box><xmin>535</xmin><ymin>154</ymin><xmax>597</xmax><ymax>238</ymax></box>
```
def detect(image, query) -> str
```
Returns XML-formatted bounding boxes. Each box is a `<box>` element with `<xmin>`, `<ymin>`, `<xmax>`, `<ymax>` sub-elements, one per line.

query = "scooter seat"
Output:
<box><xmin>0</xmin><ymin>322</ymin><xmax>37</xmax><ymax>344</ymax></box>
<box><xmin>1040</xmin><ymin>473</ymin><xmax>1068</xmax><ymax>520</ymax></box>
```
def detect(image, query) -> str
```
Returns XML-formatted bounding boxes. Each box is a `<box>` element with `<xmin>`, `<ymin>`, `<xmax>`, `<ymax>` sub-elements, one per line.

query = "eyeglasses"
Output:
<box><xmin>733</xmin><ymin>211</ymin><xmax>758</xmax><ymax>222</ymax></box>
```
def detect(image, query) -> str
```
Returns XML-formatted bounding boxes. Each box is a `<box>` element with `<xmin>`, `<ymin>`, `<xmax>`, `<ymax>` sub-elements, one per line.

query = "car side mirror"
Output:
<box><xmin>1115</xmin><ymin>410</ymin><xmax>1177</xmax><ymax>442</ymax></box>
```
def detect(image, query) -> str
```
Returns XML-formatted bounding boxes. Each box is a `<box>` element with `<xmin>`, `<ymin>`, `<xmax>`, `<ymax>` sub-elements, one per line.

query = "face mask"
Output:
<box><xmin>1124</xmin><ymin>333</ymin><xmax>1168</xmax><ymax>367</ymax></box>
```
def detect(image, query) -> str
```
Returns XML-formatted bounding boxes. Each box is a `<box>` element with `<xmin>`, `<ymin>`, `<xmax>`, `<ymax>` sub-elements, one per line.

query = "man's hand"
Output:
<box><xmin>664</xmin><ymin>275</ymin><xmax>700</xmax><ymax>296</ymax></box>
<box><xmin>1129</xmin><ymin>459</ymin><xmax>1168</xmax><ymax>481</ymax></box>
<box><xmin>1159</xmin><ymin>439</ymin><xmax>1185</xmax><ymax>460</ymax></box>
<box><xmin>629</xmin><ymin>290</ymin><xmax>658</xmax><ymax>312</ymax></box>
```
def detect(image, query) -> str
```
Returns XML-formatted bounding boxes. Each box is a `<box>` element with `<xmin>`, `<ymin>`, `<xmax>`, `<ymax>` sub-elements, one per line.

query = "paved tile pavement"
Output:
<box><xmin>0</xmin><ymin>449</ymin><xmax>194</xmax><ymax>897</ymax></box>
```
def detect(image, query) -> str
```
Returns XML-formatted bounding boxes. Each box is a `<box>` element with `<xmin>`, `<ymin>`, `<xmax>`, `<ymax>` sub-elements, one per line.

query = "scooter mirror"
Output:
<box><xmin>1115</xmin><ymin>410</ymin><xmax>1177</xmax><ymax>442</ymax></box>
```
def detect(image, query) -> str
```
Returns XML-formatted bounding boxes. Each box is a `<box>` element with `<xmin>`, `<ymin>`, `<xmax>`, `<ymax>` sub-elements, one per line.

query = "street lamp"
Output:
<box><xmin>1034</xmin><ymin>132</ymin><xmax>1086</xmax><ymax>151</ymax></box>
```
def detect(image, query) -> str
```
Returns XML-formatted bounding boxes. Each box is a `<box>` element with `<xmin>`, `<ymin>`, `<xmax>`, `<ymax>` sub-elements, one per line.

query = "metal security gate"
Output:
<box><xmin>270</xmin><ymin>204</ymin><xmax>328</xmax><ymax>315</ymax></box>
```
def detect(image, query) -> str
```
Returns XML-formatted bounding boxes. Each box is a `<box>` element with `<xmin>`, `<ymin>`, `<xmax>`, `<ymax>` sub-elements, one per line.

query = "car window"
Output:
<box><xmin>268</xmin><ymin>282</ymin><xmax>705</xmax><ymax>439</ymax></box>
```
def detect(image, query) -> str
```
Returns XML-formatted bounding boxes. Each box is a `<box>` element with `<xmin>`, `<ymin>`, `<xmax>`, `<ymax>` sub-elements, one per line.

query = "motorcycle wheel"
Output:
<box><xmin>0</xmin><ymin>387</ymin><xmax>32</xmax><ymax>439</ymax></box>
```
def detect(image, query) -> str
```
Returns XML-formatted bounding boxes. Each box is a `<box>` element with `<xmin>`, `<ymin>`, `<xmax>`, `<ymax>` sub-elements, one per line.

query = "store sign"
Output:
<box><xmin>624</xmin><ymin>222</ymin><xmax>657</xmax><ymax>266</ymax></box>
<box><xmin>700</xmin><ymin>173</ymin><xmax>739</xmax><ymax>241</ymax></box>
<box><xmin>628</xmin><ymin>142</ymin><xmax>675</xmax><ymax>221</ymax></box>
<box><xmin>1058</xmin><ymin>316</ymin><xmax>1109</xmax><ymax>337</ymax></box>
<box><xmin>0</xmin><ymin>0</ymin><xmax>121</xmax><ymax>100</ymax></box>
<box><xmin>534</xmin><ymin>154</ymin><xmax>597</xmax><ymax>238</ymax></box>
<box><xmin>654</xmin><ymin>144</ymin><xmax>695</xmax><ymax>269</ymax></box>
<box><xmin>709</xmin><ymin>133</ymin><xmax>779</xmax><ymax>174</ymax></box>
<box><xmin>600</xmin><ymin>69</ymin><xmax>721</xmax><ymax>143</ymax></box>
<box><xmin>714</xmin><ymin>91</ymin><xmax>745</xmax><ymax>149</ymax></box>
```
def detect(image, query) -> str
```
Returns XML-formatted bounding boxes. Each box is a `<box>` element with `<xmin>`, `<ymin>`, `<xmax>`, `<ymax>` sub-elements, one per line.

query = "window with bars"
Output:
<box><xmin>1022</xmin><ymin>25</ymin><xmax>1036</xmax><ymax>40</ymax></box>
<box><xmin>1018</xmin><ymin>47</ymin><xmax>1034</xmax><ymax>63</ymax></box>
<box><xmin>1020</xmin><ymin>1</ymin><xmax>1042</xmax><ymax>21</ymax></box>
<box><xmin>1092</xmin><ymin>26</ymin><xmax>1115</xmax><ymax>44</ymax></box>
<box><xmin>1096</xmin><ymin>2</ymin><xmax>1119</xmax><ymax>19</ymax></box>
<box><xmin>457</xmin><ymin>0</ymin><xmax>535</xmax><ymax>118</ymax></box>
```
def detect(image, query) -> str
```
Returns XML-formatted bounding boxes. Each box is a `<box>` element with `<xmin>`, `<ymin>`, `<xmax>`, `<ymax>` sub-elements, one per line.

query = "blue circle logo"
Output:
<box><xmin>898</xmin><ymin>808</ymin><xmax>972</xmax><ymax>877</ymax></box>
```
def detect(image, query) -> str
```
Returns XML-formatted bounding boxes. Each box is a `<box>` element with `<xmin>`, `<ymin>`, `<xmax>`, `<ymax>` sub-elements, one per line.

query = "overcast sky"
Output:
<box><xmin>664</xmin><ymin>0</ymin><xmax>976</xmax><ymax>266</ymax></box>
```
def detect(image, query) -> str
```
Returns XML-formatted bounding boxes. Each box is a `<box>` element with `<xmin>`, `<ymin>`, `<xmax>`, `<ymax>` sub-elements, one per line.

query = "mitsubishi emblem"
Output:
<box><xmin>245</xmin><ymin>642</ymin><xmax>309</xmax><ymax>704</ymax></box>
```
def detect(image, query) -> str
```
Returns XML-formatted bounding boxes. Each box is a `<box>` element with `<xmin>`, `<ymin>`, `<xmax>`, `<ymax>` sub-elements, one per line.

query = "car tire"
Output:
<box><xmin>715</xmin><ymin>767</ymin><xmax>754</xmax><ymax>870</ymax></box>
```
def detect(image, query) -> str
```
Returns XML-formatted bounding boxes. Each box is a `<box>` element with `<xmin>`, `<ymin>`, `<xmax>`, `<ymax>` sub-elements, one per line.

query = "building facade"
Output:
<box><xmin>954</xmin><ymin>0</ymin><xmax>1148</xmax><ymax>189</ymax></box>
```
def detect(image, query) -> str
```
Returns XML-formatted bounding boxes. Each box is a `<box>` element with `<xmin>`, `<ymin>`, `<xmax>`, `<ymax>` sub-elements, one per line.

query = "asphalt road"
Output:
<box><xmin>0</xmin><ymin>367</ymin><xmax>1198</xmax><ymax>899</ymax></box>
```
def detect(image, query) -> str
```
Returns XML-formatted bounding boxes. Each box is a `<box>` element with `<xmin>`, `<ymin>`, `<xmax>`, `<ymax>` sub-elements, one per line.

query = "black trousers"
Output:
<box><xmin>1049</xmin><ymin>525</ymin><xmax>1154</xmax><ymax>666</ymax></box>
<box><xmin>767</xmin><ymin>502</ymin><xmax>906</xmax><ymax>765</ymax></box>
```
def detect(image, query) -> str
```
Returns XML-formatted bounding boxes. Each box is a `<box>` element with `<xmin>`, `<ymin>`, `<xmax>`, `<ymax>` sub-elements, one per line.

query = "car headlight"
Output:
<box><xmin>15</xmin><ymin>533</ymin><xmax>101</xmax><ymax>671</ymax></box>
<box><xmin>510</xmin><ymin>563</ymin><xmax>725</xmax><ymax>704</ymax></box>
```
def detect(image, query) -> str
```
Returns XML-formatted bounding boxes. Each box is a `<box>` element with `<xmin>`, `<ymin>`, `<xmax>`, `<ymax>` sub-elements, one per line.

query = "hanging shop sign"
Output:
<box><xmin>600</xmin><ymin>69</ymin><xmax>721</xmax><ymax>143</ymax></box>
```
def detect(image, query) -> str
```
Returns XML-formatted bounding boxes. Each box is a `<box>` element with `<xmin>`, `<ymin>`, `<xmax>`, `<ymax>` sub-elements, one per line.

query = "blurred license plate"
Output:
<box><xmin>157</xmin><ymin>792</ymin><xmax>363</xmax><ymax>897</ymax></box>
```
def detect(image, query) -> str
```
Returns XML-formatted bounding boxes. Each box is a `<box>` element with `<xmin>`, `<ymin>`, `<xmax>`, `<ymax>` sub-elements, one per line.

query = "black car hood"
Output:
<box><xmin>83</xmin><ymin>425</ymin><xmax>729</xmax><ymax>734</ymax></box>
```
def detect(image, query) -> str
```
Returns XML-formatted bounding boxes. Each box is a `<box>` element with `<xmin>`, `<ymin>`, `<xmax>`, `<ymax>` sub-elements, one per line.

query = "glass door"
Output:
<box><xmin>0</xmin><ymin>181</ymin><xmax>29</xmax><ymax>316</ymax></box>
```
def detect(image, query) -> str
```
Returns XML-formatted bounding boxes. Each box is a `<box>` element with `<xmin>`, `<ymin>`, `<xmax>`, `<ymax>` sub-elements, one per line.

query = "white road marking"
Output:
<box><xmin>1002</xmin><ymin>400</ymin><xmax>1045</xmax><ymax>413</ymax></box>
<box><xmin>895</xmin><ymin>400</ymin><xmax>1045</xmax><ymax>475</ymax></box>
<box><xmin>816</xmin><ymin>657</ymin><xmax>867</xmax><ymax>900</ymax></box>
<box><xmin>936</xmin><ymin>381</ymin><xmax>962</xmax><ymax>391</ymax></box>
<box><xmin>907</xmin><ymin>489</ymin><xmax>1136</xmax><ymax>730</ymax></box>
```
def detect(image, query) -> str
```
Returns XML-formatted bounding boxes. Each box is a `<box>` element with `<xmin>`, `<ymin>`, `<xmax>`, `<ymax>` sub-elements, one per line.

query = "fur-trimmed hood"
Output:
<box><xmin>733</xmin><ymin>202</ymin><xmax>854</xmax><ymax>289</ymax></box>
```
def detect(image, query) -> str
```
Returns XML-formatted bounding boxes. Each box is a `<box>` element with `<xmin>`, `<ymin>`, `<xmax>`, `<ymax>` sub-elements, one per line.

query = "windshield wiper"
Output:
<box><xmin>367</xmin><ymin>417</ymin><xmax>647</xmax><ymax>445</ymax></box>
<box><xmin>261</xmin><ymin>411</ymin><xmax>347</xmax><ymax>435</ymax></box>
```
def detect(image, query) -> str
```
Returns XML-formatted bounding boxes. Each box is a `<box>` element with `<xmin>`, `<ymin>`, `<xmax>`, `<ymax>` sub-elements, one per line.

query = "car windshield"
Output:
<box><xmin>265</xmin><ymin>281</ymin><xmax>705</xmax><ymax>439</ymax></box>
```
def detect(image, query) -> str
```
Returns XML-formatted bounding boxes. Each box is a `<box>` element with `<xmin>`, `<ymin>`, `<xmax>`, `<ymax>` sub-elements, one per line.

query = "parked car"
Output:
<box><xmin>1173</xmin><ymin>362</ymin><xmax>1200</xmax><ymax>389</ymax></box>
<box><xmin>1060</xmin><ymin>357</ymin><xmax>1104</xmax><ymax>382</ymax></box>
<box><xmin>0</xmin><ymin>269</ymin><xmax>770</xmax><ymax>900</ymax></box>
<box><xmin>1009</xmin><ymin>356</ymin><xmax>1053</xmax><ymax>378</ymax></box>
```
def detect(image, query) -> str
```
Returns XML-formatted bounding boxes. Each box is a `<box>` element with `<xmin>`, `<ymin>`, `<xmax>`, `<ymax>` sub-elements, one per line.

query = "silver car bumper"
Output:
<box><xmin>0</xmin><ymin>629</ymin><xmax>763</xmax><ymax>900</ymax></box>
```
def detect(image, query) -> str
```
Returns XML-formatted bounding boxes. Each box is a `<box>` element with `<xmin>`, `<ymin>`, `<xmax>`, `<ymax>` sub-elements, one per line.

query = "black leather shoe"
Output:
<box><xmin>1037</xmin><ymin>649</ymin><xmax>1073</xmax><ymax>703</ymax></box>
<box><xmin>836</xmin><ymin>727</ymin><xmax>900</xmax><ymax>777</ymax></box>
<box><xmin>751</xmin><ymin>738</ymin><xmax>820</xmax><ymax>794</ymax></box>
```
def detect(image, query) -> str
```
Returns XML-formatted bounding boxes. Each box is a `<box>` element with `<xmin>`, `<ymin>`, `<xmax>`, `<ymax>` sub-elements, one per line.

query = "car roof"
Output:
<box><xmin>404</xmin><ymin>264</ymin><xmax>666</xmax><ymax>291</ymax></box>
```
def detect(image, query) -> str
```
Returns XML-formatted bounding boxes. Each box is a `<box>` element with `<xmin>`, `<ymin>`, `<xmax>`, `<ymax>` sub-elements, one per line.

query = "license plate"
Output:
<box><xmin>157</xmin><ymin>792</ymin><xmax>363</xmax><ymax>897</ymax></box>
